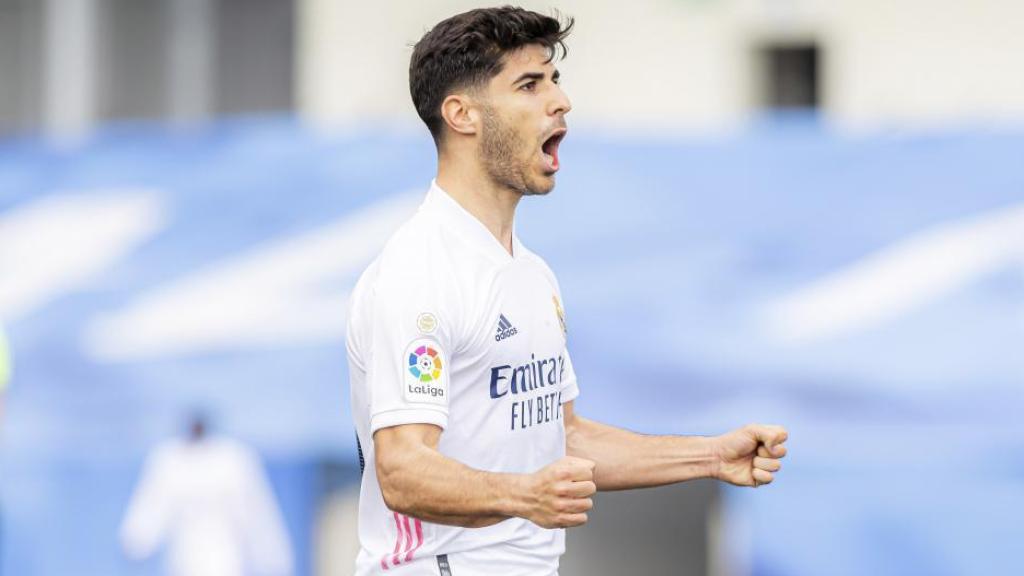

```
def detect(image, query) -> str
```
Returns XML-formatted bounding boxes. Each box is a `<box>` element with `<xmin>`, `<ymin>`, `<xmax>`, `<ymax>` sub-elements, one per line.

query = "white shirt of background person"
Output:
<box><xmin>120</xmin><ymin>422</ymin><xmax>293</xmax><ymax>576</ymax></box>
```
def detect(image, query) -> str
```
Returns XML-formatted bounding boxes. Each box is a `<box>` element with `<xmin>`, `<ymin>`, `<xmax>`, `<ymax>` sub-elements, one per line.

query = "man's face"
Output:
<box><xmin>478</xmin><ymin>44</ymin><xmax>571</xmax><ymax>196</ymax></box>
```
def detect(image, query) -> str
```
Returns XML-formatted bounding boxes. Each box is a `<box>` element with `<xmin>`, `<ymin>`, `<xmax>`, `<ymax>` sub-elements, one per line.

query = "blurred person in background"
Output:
<box><xmin>0</xmin><ymin>322</ymin><xmax>8</xmax><ymax>575</ymax></box>
<box><xmin>119</xmin><ymin>412</ymin><xmax>293</xmax><ymax>576</ymax></box>
<box><xmin>347</xmin><ymin>7</ymin><xmax>788</xmax><ymax>575</ymax></box>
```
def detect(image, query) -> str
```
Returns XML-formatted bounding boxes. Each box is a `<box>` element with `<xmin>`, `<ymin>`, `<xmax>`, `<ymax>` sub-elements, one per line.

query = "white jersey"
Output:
<box><xmin>119</xmin><ymin>437</ymin><xmax>294</xmax><ymax>576</ymax></box>
<box><xmin>347</xmin><ymin>181</ymin><xmax>579</xmax><ymax>575</ymax></box>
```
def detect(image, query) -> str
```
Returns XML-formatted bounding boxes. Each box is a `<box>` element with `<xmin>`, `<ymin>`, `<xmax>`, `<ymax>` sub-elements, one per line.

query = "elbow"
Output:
<box><xmin>379</xmin><ymin>483</ymin><xmax>412</xmax><ymax>515</ymax></box>
<box><xmin>375</xmin><ymin>452</ymin><xmax>416</xmax><ymax>515</ymax></box>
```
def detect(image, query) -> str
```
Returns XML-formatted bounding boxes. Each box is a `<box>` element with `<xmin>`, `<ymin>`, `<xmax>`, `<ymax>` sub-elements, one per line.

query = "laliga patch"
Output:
<box><xmin>403</xmin><ymin>339</ymin><xmax>448</xmax><ymax>405</ymax></box>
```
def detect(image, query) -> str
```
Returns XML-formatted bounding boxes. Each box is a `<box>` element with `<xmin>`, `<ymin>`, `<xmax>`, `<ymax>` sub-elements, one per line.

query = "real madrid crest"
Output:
<box><xmin>552</xmin><ymin>295</ymin><xmax>567</xmax><ymax>336</ymax></box>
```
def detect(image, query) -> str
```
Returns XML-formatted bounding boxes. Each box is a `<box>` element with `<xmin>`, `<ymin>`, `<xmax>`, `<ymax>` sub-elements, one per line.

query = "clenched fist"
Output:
<box><xmin>523</xmin><ymin>456</ymin><xmax>597</xmax><ymax>528</ymax></box>
<box><xmin>712</xmin><ymin>424</ymin><xmax>788</xmax><ymax>487</ymax></box>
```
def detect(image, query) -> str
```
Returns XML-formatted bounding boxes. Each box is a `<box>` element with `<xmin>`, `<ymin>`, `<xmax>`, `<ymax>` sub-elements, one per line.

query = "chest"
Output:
<box><xmin>463</xmin><ymin>263</ymin><xmax>568</xmax><ymax>397</ymax></box>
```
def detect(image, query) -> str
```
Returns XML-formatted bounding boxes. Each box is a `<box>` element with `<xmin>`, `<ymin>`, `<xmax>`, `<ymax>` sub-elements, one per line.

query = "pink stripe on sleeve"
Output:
<box><xmin>405</xmin><ymin>518</ymin><xmax>425</xmax><ymax>562</ymax></box>
<box><xmin>381</xmin><ymin>511</ymin><xmax>405</xmax><ymax>570</ymax></box>
<box><xmin>401</xmin><ymin>515</ymin><xmax>415</xmax><ymax>557</ymax></box>
<box><xmin>390</xmin><ymin>512</ymin><xmax>408</xmax><ymax>567</ymax></box>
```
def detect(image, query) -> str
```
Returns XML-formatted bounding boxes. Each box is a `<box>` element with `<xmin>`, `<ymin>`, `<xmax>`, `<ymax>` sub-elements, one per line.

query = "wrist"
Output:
<box><xmin>497</xmin><ymin>472</ymin><xmax>536</xmax><ymax>520</ymax></box>
<box><xmin>704</xmin><ymin>435</ymin><xmax>723</xmax><ymax>481</ymax></box>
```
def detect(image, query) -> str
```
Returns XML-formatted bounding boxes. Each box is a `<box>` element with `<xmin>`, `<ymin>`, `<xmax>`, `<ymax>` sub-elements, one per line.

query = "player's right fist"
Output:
<box><xmin>523</xmin><ymin>456</ymin><xmax>597</xmax><ymax>529</ymax></box>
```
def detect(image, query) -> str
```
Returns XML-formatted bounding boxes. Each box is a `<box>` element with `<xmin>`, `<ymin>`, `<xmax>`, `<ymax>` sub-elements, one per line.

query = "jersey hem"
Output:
<box><xmin>370</xmin><ymin>408</ymin><xmax>448</xmax><ymax>435</ymax></box>
<box><xmin>560</xmin><ymin>379</ymin><xmax>580</xmax><ymax>404</ymax></box>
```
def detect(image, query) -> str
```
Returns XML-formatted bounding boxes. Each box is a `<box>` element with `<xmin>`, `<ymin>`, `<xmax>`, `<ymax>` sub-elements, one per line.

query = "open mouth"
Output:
<box><xmin>541</xmin><ymin>129</ymin><xmax>566</xmax><ymax>172</ymax></box>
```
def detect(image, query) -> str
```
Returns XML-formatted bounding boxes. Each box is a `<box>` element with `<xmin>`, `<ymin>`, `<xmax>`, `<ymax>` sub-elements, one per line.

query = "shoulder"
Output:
<box><xmin>350</xmin><ymin>210</ymin><xmax>467</xmax><ymax>330</ymax></box>
<box><xmin>350</xmin><ymin>211</ymin><xmax>447</xmax><ymax>292</ymax></box>
<box><xmin>144</xmin><ymin>439</ymin><xmax>188</xmax><ymax>471</ymax></box>
<box><xmin>374</xmin><ymin>212</ymin><xmax>461</xmax><ymax>294</ymax></box>
<box><xmin>210</xmin><ymin>437</ymin><xmax>262</xmax><ymax>465</ymax></box>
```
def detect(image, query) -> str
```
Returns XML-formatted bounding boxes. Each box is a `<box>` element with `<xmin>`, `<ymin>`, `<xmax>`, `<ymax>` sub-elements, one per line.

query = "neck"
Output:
<box><xmin>436</xmin><ymin>155</ymin><xmax>521</xmax><ymax>256</ymax></box>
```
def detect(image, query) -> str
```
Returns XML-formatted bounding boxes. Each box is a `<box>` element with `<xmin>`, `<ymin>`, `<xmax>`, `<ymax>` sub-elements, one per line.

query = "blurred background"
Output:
<box><xmin>1</xmin><ymin>0</ymin><xmax>1022</xmax><ymax>574</ymax></box>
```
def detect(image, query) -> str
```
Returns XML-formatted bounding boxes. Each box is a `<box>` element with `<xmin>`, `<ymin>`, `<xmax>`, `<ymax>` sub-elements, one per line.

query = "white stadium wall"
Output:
<box><xmin>296</xmin><ymin>0</ymin><xmax>1024</xmax><ymax>134</ymax></box>
<box><xmin>828</xmin><ymin>0</ymin><xmax>1024</xmax><ymax>129</ymax></box>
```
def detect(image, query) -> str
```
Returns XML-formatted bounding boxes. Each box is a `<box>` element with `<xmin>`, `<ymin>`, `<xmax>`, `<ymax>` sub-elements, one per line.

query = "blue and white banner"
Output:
<box><xmin>1</xmin><ymin>118</ymin><xmax>1021</xmax><ymax>575</ymax></box>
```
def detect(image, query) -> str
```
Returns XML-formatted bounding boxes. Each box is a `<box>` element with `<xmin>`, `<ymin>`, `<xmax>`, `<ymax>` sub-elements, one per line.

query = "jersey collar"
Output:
<box><xmin>425</xmin><ymin>180</ymin><xmax>522</xmax><ymax>263</ymax></box>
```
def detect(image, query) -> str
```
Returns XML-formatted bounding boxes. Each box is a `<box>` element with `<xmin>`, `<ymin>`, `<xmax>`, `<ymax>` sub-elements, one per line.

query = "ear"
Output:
<box><xmin>440</xmin><ymin>93</ymin><xmax>479</xmax><ymax>137</ymax></box>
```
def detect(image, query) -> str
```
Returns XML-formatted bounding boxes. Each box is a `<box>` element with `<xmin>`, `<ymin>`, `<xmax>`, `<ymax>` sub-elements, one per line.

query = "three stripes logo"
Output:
<box><xmin>380</xmin><ymin>512</ymin><xmax>424</xmax><ymax>570</ymax></box>
<box><xmin>495</xmin><ymin>313</ymin><xmax>518</xmax><ymax>342</ymax></box>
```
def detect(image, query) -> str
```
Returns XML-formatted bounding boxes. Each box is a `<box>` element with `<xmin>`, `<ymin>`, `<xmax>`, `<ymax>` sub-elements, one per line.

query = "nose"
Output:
<box><xmin>549</xmin><ymin>85</ymin><xmax>572</xmax><ymax>117</ymax></box>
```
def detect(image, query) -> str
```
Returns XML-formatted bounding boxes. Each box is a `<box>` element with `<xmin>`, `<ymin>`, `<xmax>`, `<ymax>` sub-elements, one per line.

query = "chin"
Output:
<box><xmin>525</xmin><ymin>175</ymin><xmax>555</xmax><ymax>196</ymax></box>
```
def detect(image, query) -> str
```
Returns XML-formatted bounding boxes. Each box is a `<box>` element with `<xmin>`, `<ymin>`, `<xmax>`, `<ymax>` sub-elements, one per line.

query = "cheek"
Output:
<box><xmin>516</xmin><ymin>125</ymin><xmax>539</xmax><ymax>154</ymax></box>
<box><xmin>502</xmin><ymin>108</ymin><xmax>537</xmax><ymax>149</ymax></box>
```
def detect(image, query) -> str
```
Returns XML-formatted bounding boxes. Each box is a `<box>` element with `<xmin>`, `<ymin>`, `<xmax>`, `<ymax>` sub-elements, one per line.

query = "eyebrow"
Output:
<box><xmin>511</xmin><ymin>69</ymin><xmax>560</xmax><ymax>86</ymax></box>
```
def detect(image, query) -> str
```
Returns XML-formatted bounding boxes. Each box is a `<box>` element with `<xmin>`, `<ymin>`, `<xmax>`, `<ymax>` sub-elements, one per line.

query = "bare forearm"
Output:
<box><xmin>566</xmin><ymin>415</ymin><xmax>717</xmax><ymax>491</ymax></box>
<box><xmin>377</xmin><ymin>442</ymin><xmax>527</xmax><ymax>528</ymax></box>
<box><xmin>375</xmin><ymin>423</ymin><xmax>597</xmax><ymax>530</ymax></box>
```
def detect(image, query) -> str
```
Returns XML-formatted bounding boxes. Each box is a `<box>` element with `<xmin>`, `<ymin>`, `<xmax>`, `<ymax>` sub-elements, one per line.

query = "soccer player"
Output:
<box><xmin>346</xmin><ymin>7</ymin><xmax>788</xmax><ymax>575</ymax></box>
<box><xmin>119</xmin><ymin>413</ymin><xmax>293</xmax><ymax>576</ymax></box>
<box><xmin>0</xmin><ymin>321</ymin><xmax>9</xmax><ymax>569</ymax></box>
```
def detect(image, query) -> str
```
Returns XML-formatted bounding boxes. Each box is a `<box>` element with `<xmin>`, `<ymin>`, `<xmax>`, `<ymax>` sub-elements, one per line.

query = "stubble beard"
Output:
<box><xmin>480</xmin><ymin>105</ymin><xmax>553</xmax><ymax>196</ymax></box>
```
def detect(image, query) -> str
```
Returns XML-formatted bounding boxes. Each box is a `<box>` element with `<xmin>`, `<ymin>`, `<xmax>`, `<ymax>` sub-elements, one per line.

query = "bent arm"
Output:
<box><xmin>375</xmin><ymin>423</ymin><xmax>597</xmax><ymax>529</ymax></box>
<box><xmin>374</xmin><ymin>423</ymin><xmax>524</xmax><ymax>528</ymax></box>
<box><xmin>564</xmin><ymin>401</ymin><xmax>717</xmax><ymax>491</ymax></box>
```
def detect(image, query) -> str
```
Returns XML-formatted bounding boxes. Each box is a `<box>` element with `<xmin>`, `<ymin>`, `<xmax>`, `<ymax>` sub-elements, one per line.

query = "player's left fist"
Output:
<box><xmin>711</xmin><ymin>424</ymin><xmax>788</xmax><ymax>488</ymax></box>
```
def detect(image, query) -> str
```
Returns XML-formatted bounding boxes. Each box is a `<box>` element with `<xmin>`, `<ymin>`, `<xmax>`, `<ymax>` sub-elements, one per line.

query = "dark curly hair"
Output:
<box><xmin>409</xmin><ymin>6</ymin><xmax>574</xmax><ymax>144</ymax></box>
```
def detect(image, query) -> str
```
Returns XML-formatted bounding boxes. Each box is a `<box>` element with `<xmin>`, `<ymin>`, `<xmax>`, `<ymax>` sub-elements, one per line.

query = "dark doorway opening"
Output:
<box><xmin>759</xmin><ymin>43</ymin><xmax>820</xmax><ymax>110</ymax></box>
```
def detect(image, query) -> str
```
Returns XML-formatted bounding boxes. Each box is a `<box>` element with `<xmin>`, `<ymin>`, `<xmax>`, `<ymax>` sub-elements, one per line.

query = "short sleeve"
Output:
<box><xmin>366</xmin><ymin>267</ymin><xmax>454</xmax><ymax>435</ymax></box>
<box><xmin>560</xmin><ymin>348</ymin><xmax>580</xmax><ymax>403</ymax></box>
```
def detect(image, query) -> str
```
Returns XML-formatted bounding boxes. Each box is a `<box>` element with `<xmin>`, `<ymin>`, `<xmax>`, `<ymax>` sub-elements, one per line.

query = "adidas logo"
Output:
<box><xmin>494</xmin><ymin>314</ymin><xmax>519</xmax><ymax>342</ymax></box>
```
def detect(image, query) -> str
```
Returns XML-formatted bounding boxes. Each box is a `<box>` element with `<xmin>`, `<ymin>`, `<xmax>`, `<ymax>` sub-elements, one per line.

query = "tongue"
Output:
<box><xmin>543</xmin><ymin>139</ymin><xmax>559</xmax><ymax>171</ymax></box>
